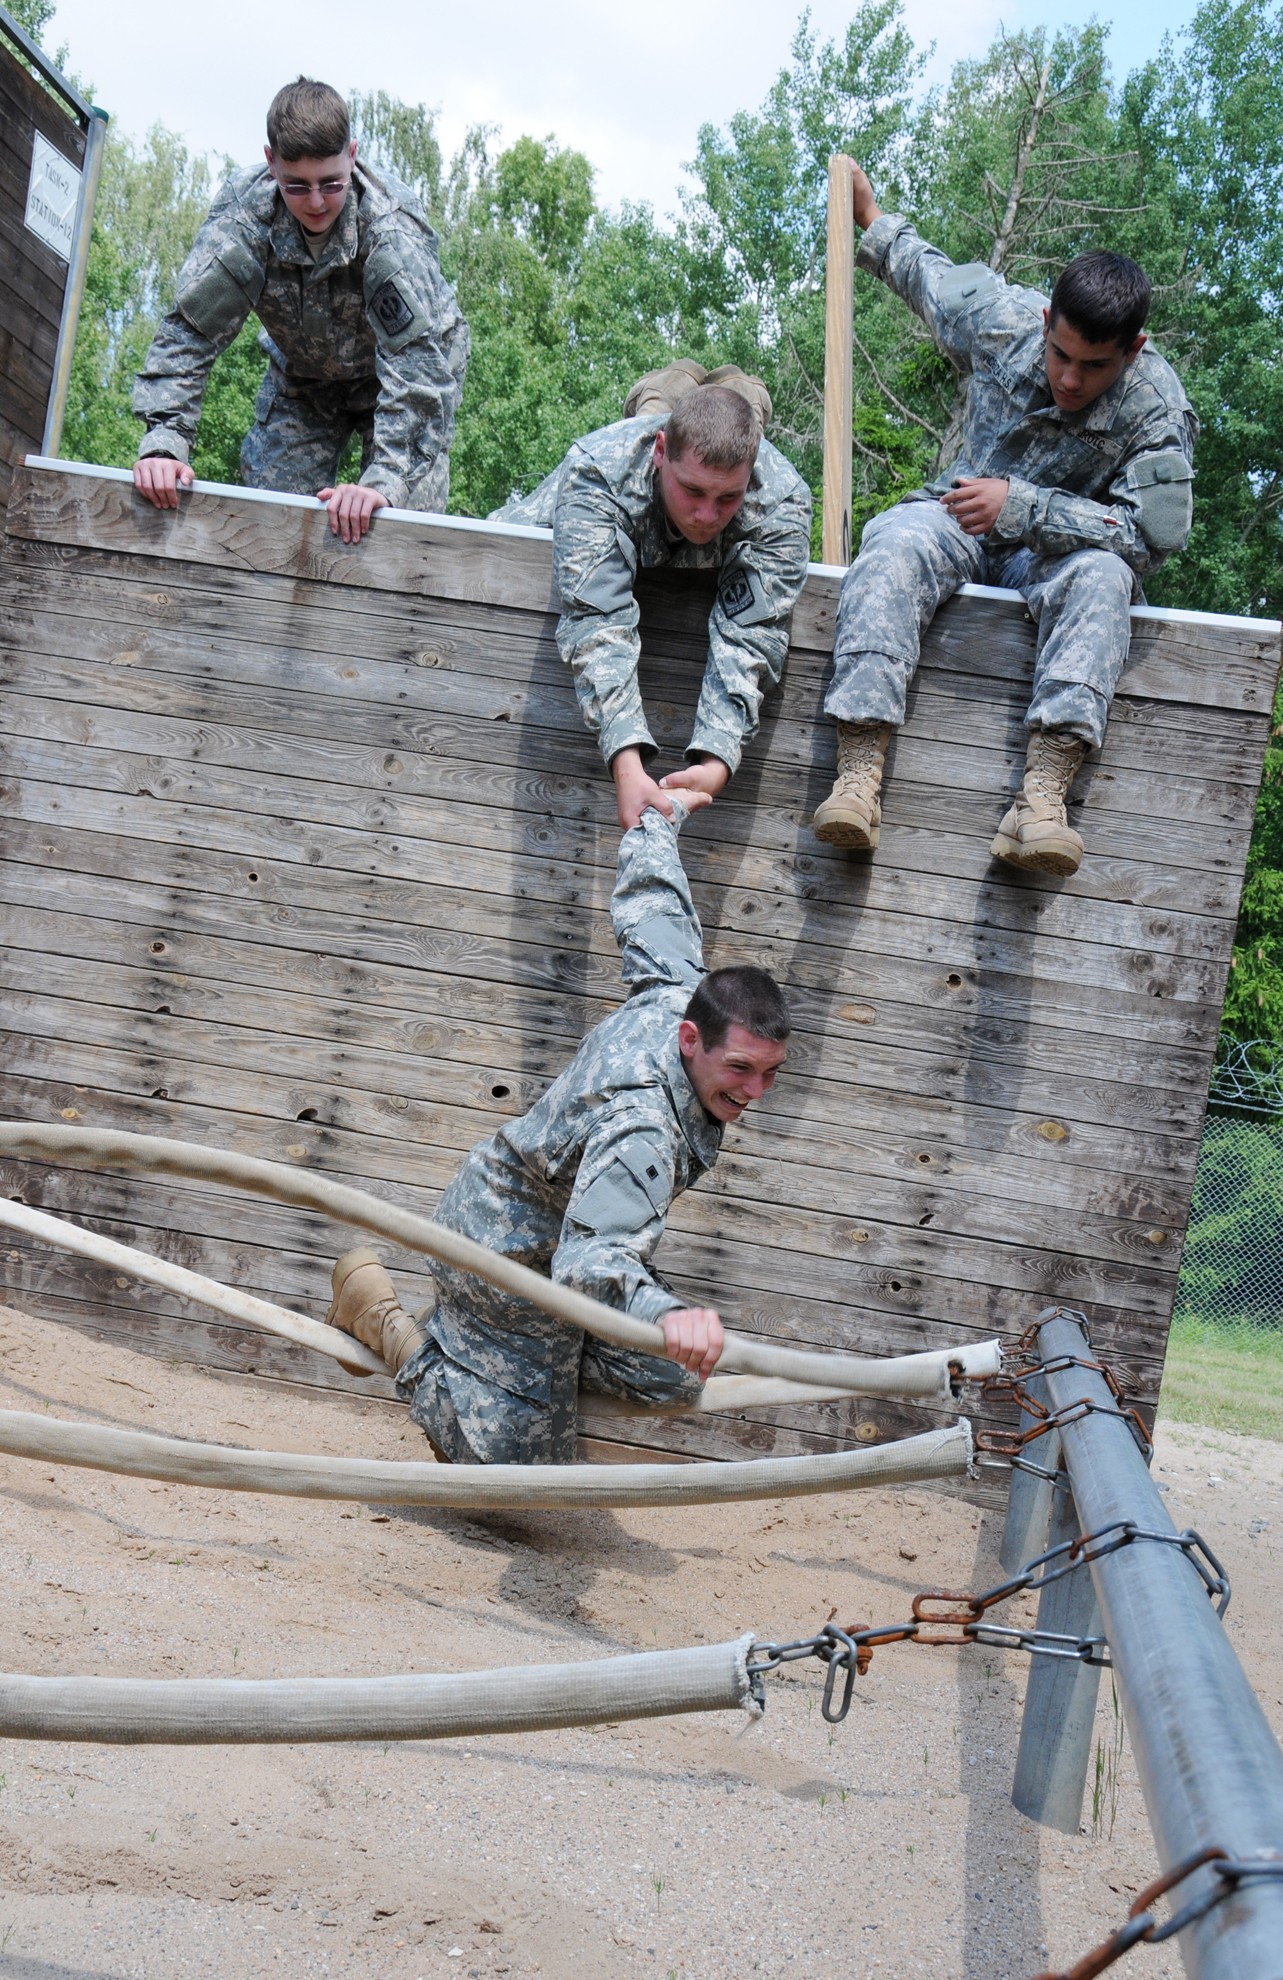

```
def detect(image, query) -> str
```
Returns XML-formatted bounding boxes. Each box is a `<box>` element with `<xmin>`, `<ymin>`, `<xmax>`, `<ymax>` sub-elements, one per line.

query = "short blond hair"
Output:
<box><xmin>665</xmin><ymin>386</ymin><xmax>759</xmax><ymax>470</ymax></box>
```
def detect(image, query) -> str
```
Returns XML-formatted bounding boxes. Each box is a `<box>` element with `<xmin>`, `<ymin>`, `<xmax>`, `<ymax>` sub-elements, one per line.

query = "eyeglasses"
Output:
<box><xmin>279</xmin><ymin>177</ymin><xmax>350</xmax><ymax>198</ymax></box>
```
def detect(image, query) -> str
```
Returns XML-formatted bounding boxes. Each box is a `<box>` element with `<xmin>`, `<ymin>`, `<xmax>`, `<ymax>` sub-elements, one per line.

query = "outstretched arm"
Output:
<box><xmin>611</xmin><ymin>800</ymin><xmax>707</xmax><ymax>994</ymax></box>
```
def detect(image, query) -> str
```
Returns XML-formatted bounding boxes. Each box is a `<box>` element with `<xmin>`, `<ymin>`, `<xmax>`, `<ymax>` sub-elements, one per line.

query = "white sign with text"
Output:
<box><xmin>25</xmin><ymin>130</ymin><xmax>81</xmax><ymax>262</ymax></box>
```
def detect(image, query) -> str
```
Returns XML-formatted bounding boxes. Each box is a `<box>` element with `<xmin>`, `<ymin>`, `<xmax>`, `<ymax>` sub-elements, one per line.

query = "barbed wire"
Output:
<box><xmin>1208</xmin><ymin>1034</ymin><xmax>1283</xmax><ymax>1115</ymax></box>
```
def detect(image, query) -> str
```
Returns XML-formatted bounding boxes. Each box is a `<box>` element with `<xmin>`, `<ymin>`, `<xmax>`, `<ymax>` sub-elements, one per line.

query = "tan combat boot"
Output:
<box><xmin>325</xmin><ymin>1248</ymin><xmax>428</xmax><ymax>1375</ymax></box>
<box><xmin>811</xmin><ymin>721</ymin><xmax>893</xmax><ymax>849</ymax></box>
<box><xmin>990</xmin><ymin>730</ymin><xmax>1089</xmax><ymax>876</ymax></box>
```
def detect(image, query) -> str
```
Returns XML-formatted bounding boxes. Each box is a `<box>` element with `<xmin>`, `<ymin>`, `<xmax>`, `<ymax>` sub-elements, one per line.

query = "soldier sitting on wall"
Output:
<box><xmin>323</xmin><ymin>794</ymin><xmax>790</xmax><ymax>1465</ymax></box>
<box><xmin>812</xmin><ymin>163</ymin><xmax>1197</xmax><ymax>876</ymax></box>
<box><xmin>131</xmin><ymin>77</ymin><xmax>469</xmax><ymax>543</ymax></box>
<box><xmin>493</xmin><ymin>364</ymin><xmax>813</xmax><ymax>830</ymax></box>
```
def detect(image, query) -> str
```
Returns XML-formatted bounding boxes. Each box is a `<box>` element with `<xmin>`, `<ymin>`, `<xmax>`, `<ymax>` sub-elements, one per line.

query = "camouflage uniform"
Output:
<box><xmin>829</xmin><ymin>217</ymin><xmax>1198</xmax><ymax>746</ymax></box>
<box><xmin>133</xmin><ymin>162</ymin><xmax>469</xmax><ymax>512</ymax></box>
<box><xmin>396</xmin><ymin>803</ymin><xmax>718</xmax><ymax>1465</ymax></box>
<box><xmin>495</xmin><ymin>415</ymin><xmax>812</xmax><ymax>776</ymax></box>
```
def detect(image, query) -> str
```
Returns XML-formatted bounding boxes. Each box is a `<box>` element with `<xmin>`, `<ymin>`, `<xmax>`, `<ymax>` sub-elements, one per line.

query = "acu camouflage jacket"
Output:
<box><xmin>133</xmin><ymin>161</ymin><xmax>468</xmax><ymax>509</ymax></box>
<box><xmin>861</xmin><ymin>214</ymin><xmax>1198</xmax><ymax>576</ymax></box>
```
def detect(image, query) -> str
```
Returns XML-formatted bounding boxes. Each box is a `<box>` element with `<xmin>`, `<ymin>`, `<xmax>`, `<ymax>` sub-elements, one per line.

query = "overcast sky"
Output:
<box><xmin>46</xmin><ymin>0</ymin><xmax>1199</xmax><ymax>215</ymax></box>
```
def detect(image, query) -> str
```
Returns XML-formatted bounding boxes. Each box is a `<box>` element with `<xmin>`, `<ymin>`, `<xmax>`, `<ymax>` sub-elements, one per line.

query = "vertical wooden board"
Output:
<box><xmin>0</xmin><ymin>42</ymin><xmax>85</xmax><ymax>534</ymax></box>
<box><xmin>0</xmin><ymin>459</ymin><xmax>1279</xmax><ymax>1480</ymax></box>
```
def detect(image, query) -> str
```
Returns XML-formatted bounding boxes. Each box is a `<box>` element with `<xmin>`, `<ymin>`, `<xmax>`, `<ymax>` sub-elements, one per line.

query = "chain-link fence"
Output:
<box><xmin>1174</xmin><ymin>1038</ymin><xmax>1283</xmax><ymax>1345</ymax></box>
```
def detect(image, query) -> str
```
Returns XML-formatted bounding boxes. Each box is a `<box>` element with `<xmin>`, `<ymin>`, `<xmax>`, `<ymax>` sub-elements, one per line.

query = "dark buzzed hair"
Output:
<box><xmin>1050</xmin><ymin>251</ymin><xmax>1151</xmax><ymax>349</ymax></box>
<box><xmin>665</xmin><ymin>386</ymin><xmax>759</xmax><ymax>471</ymax></box>
<box><xmin>685</xmin><ymin>966</ymin><xmax>790</xmax><ymax>1049</ymax></box>
<box><xmin>266</xmin><ymin>78</ymin><xmax>351</xmax><ymax>162</ymax></box>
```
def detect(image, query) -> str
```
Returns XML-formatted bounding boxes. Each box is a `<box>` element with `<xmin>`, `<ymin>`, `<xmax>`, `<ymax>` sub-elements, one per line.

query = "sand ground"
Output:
<box><xmin>0</xmin><ymin>1301</ymin><xmax>1278</xmax><ymax>1980</ymax></box>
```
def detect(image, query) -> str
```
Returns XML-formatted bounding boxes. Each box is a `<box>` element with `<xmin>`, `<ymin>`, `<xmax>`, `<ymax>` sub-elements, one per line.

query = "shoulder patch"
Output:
<box><xmin>371</xmin><ymin>277</ymin><xmax>415</xmax><ymax>338</ymax></box>
<box><xmin>716</xmin><ymin>565</ymin><xmax>773</xmax><ymax>628</ymax></box>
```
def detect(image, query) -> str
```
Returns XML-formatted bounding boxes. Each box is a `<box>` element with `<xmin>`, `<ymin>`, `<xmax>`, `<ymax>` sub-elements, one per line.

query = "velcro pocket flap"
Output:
<box><xmin>1130</xmin><ymin>451</ymin><xmax>1194</xmax><ymax>552</ymax></box>
<box><xmin>936</xmin><ymin>260</ymin><xmax>999</xmax><ymax>316</ymax></box>
<box><xmin>177</xmin><ymin>235</ymin><xmax>265</xmax><ymax>340</ymax></box>
<box><xmin>568</xmin><ymin>528</ymin><xmax>638</xmax><ymax>616</ymax></box>
<box><xmin>572</xmin><ymin>1137</ymin><xmax>671</xmax><ymax>1238</ymax></box>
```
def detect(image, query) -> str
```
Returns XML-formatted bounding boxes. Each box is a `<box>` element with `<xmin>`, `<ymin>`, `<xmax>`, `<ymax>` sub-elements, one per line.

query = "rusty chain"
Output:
<box><xmin>1032</xmin><ymin>1847</ymin><xmax>1283</xmax><ymax>1979</ymax></box>
<box><xmin>974</xmin><ymin>1313</ymin><xmax>1155</xmax><ymax>1465</ymax></box>
<box><xmin>747</xmin><ymin>1522</ymin><xmax>1228</xmax><ymax>1718</ymax></box>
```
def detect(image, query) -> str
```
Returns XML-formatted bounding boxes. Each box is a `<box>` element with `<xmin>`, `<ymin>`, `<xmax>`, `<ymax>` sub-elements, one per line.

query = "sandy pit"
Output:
<box><xmin>0</xmin><ymin>1300</ymin><xmax>1278</xmax><ymax>1980</ymax></box>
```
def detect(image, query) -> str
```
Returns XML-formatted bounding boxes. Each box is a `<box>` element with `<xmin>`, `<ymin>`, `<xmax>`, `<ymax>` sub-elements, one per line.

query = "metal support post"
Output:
<box><xmin>999</xmin><ymin>1372</ymin><xmax>1058</xmax><ymax>1573</ymax></box>
<box><xmin>41</xmin><ymin>104</ymin><xmax>109</xmax><ymax>458</ymax></box>
<box><xmin>821</xmin><ymin>153</ymin><xmax>854</xmax><ymax>566</ymax></box>
<box><xmin>1036</xmin><ymin>1309</ymin><xmax>1283</xmax><ymax>1978</ymax></box>
<box><xmin>1011</xmin><ymin>1462</ymin><xmax>1103</xmax><ymax>1833</ymax></box>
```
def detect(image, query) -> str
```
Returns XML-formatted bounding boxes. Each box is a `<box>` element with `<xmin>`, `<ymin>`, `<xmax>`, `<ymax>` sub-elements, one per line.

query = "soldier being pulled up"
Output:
<box><xmin>494</xmin><ymin>364</ymin><xmax>812</xmax><ymax>831</ymax></box>
<box><xmin>813</xmin><ymin>163</ymin><xmax>1197</xmax><ymax>876</ymax></box>
<box><xmin>324</xmin><ymin>794</ymin><xmax>790</xmax><ymax>1465</ymax></box>
<box><xmin>132</xmin><ymin>77</ymin><xmax>469</xmax><ymax>543</ymax></box>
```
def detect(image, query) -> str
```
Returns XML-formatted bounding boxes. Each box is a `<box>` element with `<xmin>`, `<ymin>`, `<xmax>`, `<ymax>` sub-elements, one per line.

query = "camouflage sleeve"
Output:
<box><xmin>553</xmin><ymin>1108</ymin><xmax>683</xmax><ymax>1324</ymax></box>
<box><xmin>551</xmin><ymin>453</ymin><xmax>651</xmax><ymax>765</ymax></box>
<box><xmin>989</xmin><ymin>412</ymin><xmax>1198</xmax><ymax>574</ymax></box>
<box><xmin>611</xmin><ymin>801</ymin><xmax>705</xmax><ymax>994</ymax></box>
<box><xmin>361</xmin><ymin>219</ymin><xmax>470</xmax><ymax>509</ymax></box>
<box><xmin>857</xmin><ymin>214</ymin><xmax>1003</xmax><ymax>371</ymax></box>
<box><xmin>132</xmin><ymin>192</ymin><xmax>264</xmax><ymax>463</ymax></box>
<box><xmin>689</xmin><ymin>480</ymin><xmax>812</xmax><ymax>772</ymax></box>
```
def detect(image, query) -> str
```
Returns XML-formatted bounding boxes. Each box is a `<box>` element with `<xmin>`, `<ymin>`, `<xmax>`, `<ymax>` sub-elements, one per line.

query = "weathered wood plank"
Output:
<box><xmin>0</xmin><ymin>976</ymin><xmax>1195</xmax><ymax>1274</ymax></box>
<box><xmin>7</xmin><ymin>463</ymin><xmax>1280</xmax><ymax>713</ymax></box>
<box><xmin>0</xmin><ymin>1033</ymin><xmax>1185</xmax><ymax>1329</ymax></box>
<box><xmin>0</xmin><ymin>461</ymin><xmax>1272</xmax><ymax>1477</ymax></box>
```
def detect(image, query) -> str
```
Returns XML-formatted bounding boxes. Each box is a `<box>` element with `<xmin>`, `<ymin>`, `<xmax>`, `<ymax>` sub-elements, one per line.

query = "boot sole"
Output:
<box><xmin>813</xmin><ymin>817</ymin><xmax>879</xmax><ymax>850</ymax></box>
<box><xmin>990</xmin><ymin>831</ymin><xmax>1082</xmax><ymax>877</ymax></box>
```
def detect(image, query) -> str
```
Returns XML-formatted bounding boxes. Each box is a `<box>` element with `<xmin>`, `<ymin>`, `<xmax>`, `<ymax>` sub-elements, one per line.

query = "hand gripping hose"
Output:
<box><xmin>0</xmin><ymin>1636</ymin><xmax>758</xmax><ymax>1744</ymax></box>
<box><xmin>0</xmin><ymin>1123</ymin><xmax>1002</xmax><ymax>1399</ymax></box>
<box><xmin>0</xmin><ymin>1407</ymin><xmax>972</xmax><ymax>1506</ymax></box>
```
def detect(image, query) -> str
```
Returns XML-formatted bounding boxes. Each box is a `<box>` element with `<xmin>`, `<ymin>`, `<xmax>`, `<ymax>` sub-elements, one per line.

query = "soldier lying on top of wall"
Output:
<box><xmin>812</xmin><ymin>162</ymin><xmax>1198</xmax><ymax>878</ymax></box>
<box><xmin>322</xmin><ymin>793</ymin><xmax>790</xmax><ymax>1465</ymax></box>
<box><xmin>493</xmin><ymin>365</ymin><xmax>813</xmax><ymax>832</ymax></box>
<box><xmin>131</xmin><ymin>76</ymin><xmax>469</xmax><ymax>544</ymax></box>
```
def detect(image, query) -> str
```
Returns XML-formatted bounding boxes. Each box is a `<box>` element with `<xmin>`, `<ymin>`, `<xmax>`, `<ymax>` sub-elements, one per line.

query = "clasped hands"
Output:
<box><xmin>611</xmin><ymin>746</ymin><xmax>728</xmax><ymax>830</ymax></box>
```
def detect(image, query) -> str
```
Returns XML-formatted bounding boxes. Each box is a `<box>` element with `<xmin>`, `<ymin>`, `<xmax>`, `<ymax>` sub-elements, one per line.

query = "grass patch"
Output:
<box><xmin>1159</xmin><ymin>1319</ymin><xmax>1283</xmax><ymax>1441</ymax></box>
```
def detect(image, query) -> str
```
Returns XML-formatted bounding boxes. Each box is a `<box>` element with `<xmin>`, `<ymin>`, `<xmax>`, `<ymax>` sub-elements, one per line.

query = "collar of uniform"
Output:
<box><xmin>269</xmin><ymin>176</ymin><xmax>361</xmax><ymax>271</ymax></box>
<box><xmin>662</xmin><ymin>1028</ymin><xmax>725</xmax><ymax>1167</ymax></box>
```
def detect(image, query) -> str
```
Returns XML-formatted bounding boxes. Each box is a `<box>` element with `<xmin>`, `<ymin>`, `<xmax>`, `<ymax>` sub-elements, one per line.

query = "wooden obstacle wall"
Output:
<box><xmin>0</xmin><ymin>459</ymin><xmax>1278</xmax><ymax>1494</ymax></box>
<box><xmin>0</xmin><ymin>30</ymin><xmax>87</xmax><ymax>534</ymax></box>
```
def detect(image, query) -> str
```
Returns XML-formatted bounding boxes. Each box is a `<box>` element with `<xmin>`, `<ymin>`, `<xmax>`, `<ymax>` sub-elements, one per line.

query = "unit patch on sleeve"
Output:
<box><xmin>371</xmin><ymin>278</ymin><xmax>416</xmax><ymax>338</ymax></box>
<box><xmin>717</xmin><ymin>567</ymin><xmax>771</xmax><ymax>626</ymax></box>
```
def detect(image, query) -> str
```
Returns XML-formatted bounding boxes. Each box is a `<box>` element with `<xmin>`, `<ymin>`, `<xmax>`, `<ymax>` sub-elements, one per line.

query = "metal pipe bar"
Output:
<box><xmin>41</xmin><ymin>105</ymin><xmax>109</xmax><ymax>458</ymax></box>
<box><xmin>1037</xmin><ymin>1309</ymin><xmax>1283</xmax><ymax>1979</ymax></box>
<box><xmin>1010</xmin><ymin>1464</ymin><xmax>1103</xmax><ymax>1834</ymax></box>
<box><xmin>0</xmin><ymin>2</ymin><xmax>96</xmax><ymax>121</ymax></box>
<box><xmin>999</xmin><ymin>1369</ymin><xmax>1060</xmax><ymax>1573</ymax></box>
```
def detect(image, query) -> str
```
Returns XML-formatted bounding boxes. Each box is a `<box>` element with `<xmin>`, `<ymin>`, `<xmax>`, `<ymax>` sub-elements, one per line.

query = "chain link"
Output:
<box><xmin>1032</xmin><ymin>1847</ymin><xmax>1283</xmax><ymax>1979</ymax></box>
<box><xmin>748</xmin><ymin>1523</ymin><xmax>1229</xmax><ymax>1720</ymax></box>
<box><xmin>975</xmin><ymin>1342</ymin><xmax>1154</xmax><ymax>1465</ymax></box>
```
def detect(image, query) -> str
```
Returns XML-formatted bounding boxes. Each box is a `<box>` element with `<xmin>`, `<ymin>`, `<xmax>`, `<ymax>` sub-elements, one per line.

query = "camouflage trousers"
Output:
<box><xmin>827</xmin><ymin>496</ymin><xmax>1139</xmax><ymax>747</ymax></box>
<box><xmin>240</xmin><ymin>362</ymin><xmax>451</xmax><ymax>513</ymax></box>
<box><xmin>398</xmin><ymin>1320</ymin><xmax>701</xmax><ymax>1465</ymax></box>
<box><xmin>623</xmin><ymin>359</ymin><xmax>774</xmax><ymax>436</ymax></box>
